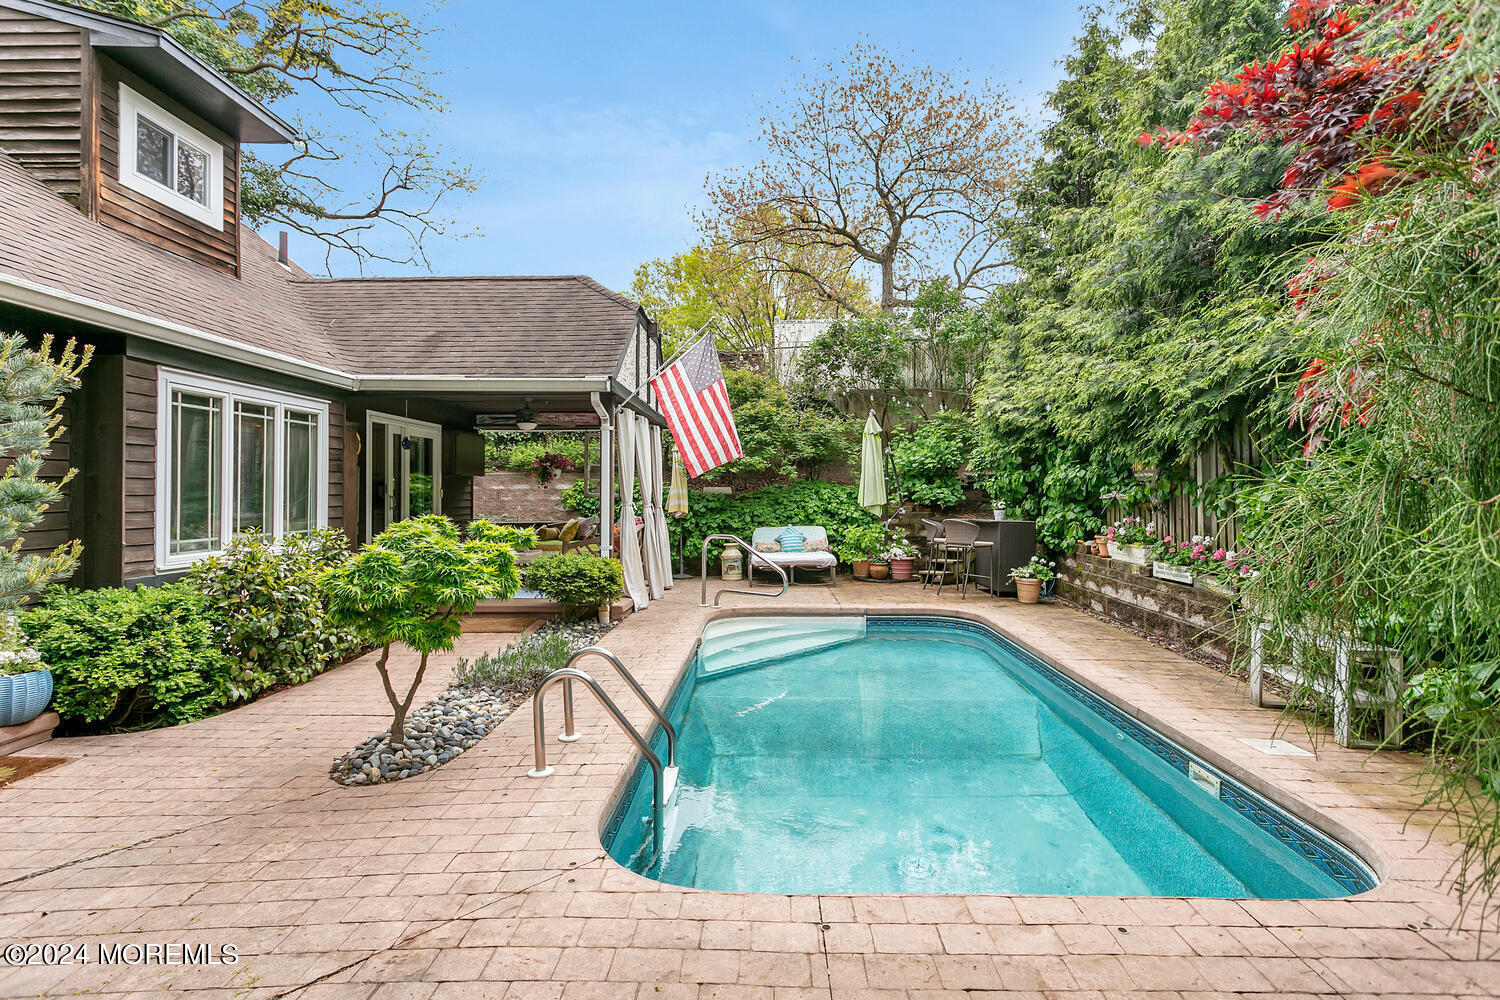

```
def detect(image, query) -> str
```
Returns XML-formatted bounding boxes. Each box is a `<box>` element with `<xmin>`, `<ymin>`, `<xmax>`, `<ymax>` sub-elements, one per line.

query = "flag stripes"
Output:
<box><xmin>650</xmin><ymin>335</ymin><xmax>743</xmax><ymax>478</ymax></box>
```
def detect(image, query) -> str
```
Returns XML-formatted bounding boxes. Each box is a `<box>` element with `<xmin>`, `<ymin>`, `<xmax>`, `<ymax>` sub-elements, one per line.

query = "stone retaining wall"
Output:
<box><xmin>1057</xmin><ymin>549</ymin><xmax>1241</xmax><ymax>663</ymax></box>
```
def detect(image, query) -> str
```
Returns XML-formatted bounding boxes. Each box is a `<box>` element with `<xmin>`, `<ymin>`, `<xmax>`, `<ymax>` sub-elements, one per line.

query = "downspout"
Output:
<box><xmin>591</xmin><ymin>392</ymin><xmax>614</xmax><ymax>559</ymax></box>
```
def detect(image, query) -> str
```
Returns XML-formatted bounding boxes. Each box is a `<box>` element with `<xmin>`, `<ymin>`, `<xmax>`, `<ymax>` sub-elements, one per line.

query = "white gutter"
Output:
<box><xmin>0</xmin><ymin>273</ymin><xmax>615</xmax><ymax>395</ymax></box>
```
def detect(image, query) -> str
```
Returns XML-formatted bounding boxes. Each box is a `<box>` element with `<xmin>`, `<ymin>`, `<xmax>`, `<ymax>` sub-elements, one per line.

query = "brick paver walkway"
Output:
<box><xmin>0</xmin><ymin>582</ymin><xmax>1494</xmax><ymax>999</ymax></box>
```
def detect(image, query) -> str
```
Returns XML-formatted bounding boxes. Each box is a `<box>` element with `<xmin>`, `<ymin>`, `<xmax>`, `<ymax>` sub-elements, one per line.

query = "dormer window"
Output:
<box><xmin>118</xmin><ymin>84</ymin><xmax>223</xmax><ymax>230</ymax></box>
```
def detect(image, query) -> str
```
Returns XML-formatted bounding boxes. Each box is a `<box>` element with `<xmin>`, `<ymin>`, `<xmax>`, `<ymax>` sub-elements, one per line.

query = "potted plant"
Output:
<box><xmin>0</xmin><ymin>613</ymin><xmax>51</xmax><ymax>728</ymax></box>
<box><xmin>886</xmin><ymin>543</ymin><xmax>916</xmax><ymax>581</ymax></box>
<box><xmin>1106</xmin><ymin>516</ymin><xmax>1154</xmax><ymax>564</ymax></box>
<box><xmin>1195</xmin><ymin>545</ymin><xmax>1255</xmax><ymax>597</ymax></box>
<box><xmin>839</xmin><ymin>523</ymin><xmax>886</xmax><ymax>579</ymax></box>
<box><xmin>1010</xmin><ymin>556</ymin><xmax>1055</xmax><ymax>605</ymax></box>
<box><xmin>1150</xmin><ymin>534</ymin><xmax>1197</xmax><ymax>585</ymax></box>
<box><xmin>1093</xmin><ymin>532</ymin><xmax>1110</xmax><ymax>557</ymax></box>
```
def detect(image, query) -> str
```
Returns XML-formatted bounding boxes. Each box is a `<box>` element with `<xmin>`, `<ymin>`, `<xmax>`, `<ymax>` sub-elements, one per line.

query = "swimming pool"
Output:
<box><xmin>602</xmin><ymin>615</ymin><xmax>1376</xmax><ymax>897</ymax></box>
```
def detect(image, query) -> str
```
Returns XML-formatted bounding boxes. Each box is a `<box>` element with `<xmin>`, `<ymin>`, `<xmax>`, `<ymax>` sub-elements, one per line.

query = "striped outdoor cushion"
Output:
<box><xmin>777</xmin><ymin>527</ymin><xmax>806</xmax><ymax>552</ymax></box>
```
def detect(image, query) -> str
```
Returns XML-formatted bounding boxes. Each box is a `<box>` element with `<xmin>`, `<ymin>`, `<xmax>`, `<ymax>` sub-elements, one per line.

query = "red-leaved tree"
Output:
<box><xmin>1147</xmin><ymin>0</ymin><xmax>1489</xmax><ymax>453</ymax></box>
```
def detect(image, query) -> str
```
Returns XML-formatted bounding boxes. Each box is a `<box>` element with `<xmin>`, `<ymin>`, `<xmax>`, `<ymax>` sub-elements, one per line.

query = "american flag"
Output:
<box><xmin>650</xmin><ymin>334</ymin><xmax>743</xmax><ymax>478</ymax></box>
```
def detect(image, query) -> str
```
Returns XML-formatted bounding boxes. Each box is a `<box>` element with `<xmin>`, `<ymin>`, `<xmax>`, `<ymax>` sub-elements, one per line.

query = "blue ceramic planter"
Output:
<box><xmin>0</xmin><ymin>669</ymin><xmax>53</xmax><ymax>727</ymax></box>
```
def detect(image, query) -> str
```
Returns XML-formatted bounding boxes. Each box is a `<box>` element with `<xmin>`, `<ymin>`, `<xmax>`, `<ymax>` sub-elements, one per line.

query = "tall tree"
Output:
<box><xmin>702</xmin><ymin>42</ymin><xmax>1029</xmax><ymax>312</ymax></box>
<box><xmin>72</xmin><ymin>1</ymin><xmax>477</xmax><ymax>271</ymax></box>
<box><xmin>630</xmin><ymin>231</ymin><xmax>871</xmax><ymax>356</ymax></box>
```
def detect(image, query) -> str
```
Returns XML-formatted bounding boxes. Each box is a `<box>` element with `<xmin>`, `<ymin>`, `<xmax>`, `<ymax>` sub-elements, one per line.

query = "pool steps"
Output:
<box><xmin>698</xmin><ymin>616</ymin><xmax>867</xmax><ymax>678</ymax></box>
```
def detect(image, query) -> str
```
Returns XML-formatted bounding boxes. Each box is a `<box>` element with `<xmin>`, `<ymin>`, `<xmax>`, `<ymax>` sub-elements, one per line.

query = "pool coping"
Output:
<box><xmin>595</xmin><ymin>605</ymin><xmax>1388</xmax><ymax>897</ymax></box>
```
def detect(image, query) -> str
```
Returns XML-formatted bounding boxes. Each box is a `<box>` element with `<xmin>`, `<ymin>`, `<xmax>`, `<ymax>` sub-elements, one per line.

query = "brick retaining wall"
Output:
<box><xmin>1057</xmin><ymin>550</ymin><xmax>1241</xmax><ymax>663</ymax></box>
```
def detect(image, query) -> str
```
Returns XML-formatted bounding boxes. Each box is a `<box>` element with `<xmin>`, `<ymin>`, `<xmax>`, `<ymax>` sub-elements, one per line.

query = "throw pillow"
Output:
<box><xmin>539</xmin><ymin>526</ymin><xmax>560</xmax><ymax>541</ymax></box>
<box><xmin>754</xmin><ymin>540</ymin><xmax>782</xmax><ymax>553</ymax></box>
<box><xmin>804</xmin><ymin>536</ymin><xmax>830</xmax><ymax>553</ymax></box>
<box><xmin>559</xmin><ymin>518</ymin><xmax>581</xmax><ymax>542</ymax></box>
<box><xmin>778</xmin><ymin>527</ymin><xmax>806</xmax><ymax>552</ymax></box>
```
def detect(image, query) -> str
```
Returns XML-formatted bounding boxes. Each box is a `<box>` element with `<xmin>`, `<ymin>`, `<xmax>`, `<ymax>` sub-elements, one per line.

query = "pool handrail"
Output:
<box><xmin>528</xmin><ymin>666</ymin><xmax>665</xmax><ymax>861</ymax></box>
<box><xmin>700</xmin><ymin>532</ymin><xmax>789</xmax><ymax>607</ymax></box>
<box><xmin>561</xmin><ymin>646</ymin><xmax>677</xmax><ymax>768</ymax></box>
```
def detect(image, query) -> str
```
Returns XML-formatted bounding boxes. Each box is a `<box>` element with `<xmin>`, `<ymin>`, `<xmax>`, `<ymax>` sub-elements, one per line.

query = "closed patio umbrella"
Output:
<box><xmin>668</xmin><ymin>446</ymin><xmax>692</xmax><ymax>578</ymax></box>
<box><xmin>667</xmin><ymin>446</ymin><xmax>689</xmax><ymax>518</ymax></box>
<box><xmin>857</xmin><ymin>411</ymin><xmax>888</xmax><ymax>515</ymax></box>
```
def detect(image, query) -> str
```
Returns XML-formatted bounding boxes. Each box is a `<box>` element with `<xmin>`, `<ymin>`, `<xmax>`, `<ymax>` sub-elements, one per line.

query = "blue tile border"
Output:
<box><xmin>867</xmin><ymin>615</ymin><xmax>1377</xmax><ymax>894</ymax></box>
<box><xmin>601</xmin><ymin>614</ymin><xmax>1378</xmax><ymax>895</ymax></box>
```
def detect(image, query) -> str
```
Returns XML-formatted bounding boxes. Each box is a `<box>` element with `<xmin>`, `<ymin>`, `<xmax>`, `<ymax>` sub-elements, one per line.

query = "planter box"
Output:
<box><xmin>1107</xmin><ymin>541</ymin><xmax>1150</xmax><ymax>565</ymax></box>
<box><xmin>1152</xmin><ymin>561</ymin><xmax>1194</xmax><ymax>585</ymax></box>
<box><xmin>1195</xmin><ymin>576</ymin><xmax>1236</xmax><ymax>597</ymax></box>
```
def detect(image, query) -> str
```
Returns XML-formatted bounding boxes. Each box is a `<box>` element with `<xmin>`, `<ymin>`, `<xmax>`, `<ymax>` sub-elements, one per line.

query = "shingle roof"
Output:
<box><xmin>0</xmin><ymin>152</ymin><xmax>644</xmax><ymax>382</ymax></box>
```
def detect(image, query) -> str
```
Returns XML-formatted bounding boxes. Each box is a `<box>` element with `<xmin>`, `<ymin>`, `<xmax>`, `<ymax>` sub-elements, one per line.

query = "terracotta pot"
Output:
<box><xmin>1093</xmin><ymin>536</ymin><xmax>1110</xmax><ymax>557</ymax></box>
<box><xmin>1015</xmin><ymin>578</ymin><xmax>1042</xmax><ymax>604</ymax></box>
<box><xmin>852</xmin><ymin>559</ymin><xmax>871</xmax><ymax>578</ymax></box>
<box><xmin>869</xmin><ymin>562</ymin><xmax>890</xmax><ymax>580</ymax></box>
<box><xmin>889</xmin><ymin>557</ymin><xmax>915</xmax><ymax>581</ymax></box>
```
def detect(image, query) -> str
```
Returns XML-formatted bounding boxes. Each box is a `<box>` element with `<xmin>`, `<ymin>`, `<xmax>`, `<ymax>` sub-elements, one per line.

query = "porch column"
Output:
<box><xmin>591</xmin><ymin>392</ymin><xmax>613</xmax><ymax>559</ymax></box>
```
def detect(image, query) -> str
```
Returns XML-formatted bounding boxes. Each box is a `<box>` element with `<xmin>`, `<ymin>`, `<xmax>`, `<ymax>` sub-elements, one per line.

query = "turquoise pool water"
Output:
<box><xmin>603</xmin><ymin>616</ymin><xmax>1376</xmax><ymax>897</ymax></box>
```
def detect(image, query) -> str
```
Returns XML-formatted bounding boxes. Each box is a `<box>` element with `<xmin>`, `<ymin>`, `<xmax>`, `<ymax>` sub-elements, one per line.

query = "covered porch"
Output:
<box><xmin>344</xmin><ymin>373</ymin><xmax>676</xmax><ymax>611</ymax></box>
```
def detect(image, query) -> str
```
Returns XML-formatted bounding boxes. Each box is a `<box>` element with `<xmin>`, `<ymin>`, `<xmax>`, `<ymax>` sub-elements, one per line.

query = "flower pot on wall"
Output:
<box><xmin>1108</xmin><ymin>542</ymin><xmax>1149</xmax><ymax>565</ymax></box>
<box><xmin>852</xmin><ymin>559</ymin><xmax>871</xmax><ymax>578</ymax></box>
<box><xmin>1093</xmin><ymin>536</ymin><xmax>1110</xmax><ymax>557</ymax></box>
<box><xmin>1152</xmin><ymin>561</ymin><xmax>1194</xmax><ymax>585</ymax></box>
<box><xmin>0</xmin><ymin>669</ymin><xmax>52</xmax><ymax>728</ymax></box>
<box><xmin>1015</xmin><ymin>578</ymin><xmax>1042</xmax><ymax>604</ymax></box>
<box><xmin>889</xmin><ymin>557</ymin><xmax>915</xmax><ymax>581</ymax></box>
<box><xmin>869</xmin><ymin>562</ymin><xmax>890</xmax><ymax>580</ymax></box>
<box><xmin>1195</xmin><ymin>577</ymin><xmax>1235</xmax><ymax>597</ymax></box>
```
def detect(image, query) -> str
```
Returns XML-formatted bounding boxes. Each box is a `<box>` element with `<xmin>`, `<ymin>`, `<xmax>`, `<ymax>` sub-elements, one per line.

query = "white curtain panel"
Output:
<box><xmin>637</xmin><ymin>418</ymin><xmax>670</xmax><ymax>598</ymax></box>
<box><xmin>616</xmin><ymin>409</ymin><xmax>649</xmax><ymax>609</ymax></box>
<box><xmin>649</xmin><ymin>424</ymin><xmax>674</xmax><ymax>592</ymax></box>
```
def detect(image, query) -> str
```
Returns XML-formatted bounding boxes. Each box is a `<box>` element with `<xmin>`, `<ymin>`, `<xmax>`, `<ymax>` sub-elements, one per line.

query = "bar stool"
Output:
<box><xmin>919</xmin><ymin>519</ymin><xmax>948</xmax><ymax>589</ymax></box>
<box><xmin>939</xmin><ymin>519</ymin><xmax>994</xmax><ymax>598</ymax></box>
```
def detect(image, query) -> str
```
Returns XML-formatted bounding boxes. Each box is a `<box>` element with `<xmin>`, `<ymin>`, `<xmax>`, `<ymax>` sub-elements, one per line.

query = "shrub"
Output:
<box><xmin>324</xmin><ymin>516</ymin><xmax>527</xmax><ymax>747</ymax></box>
<box><xmin>561</xmin><ymin>480</ymin><xmax>600</xmax><ymax>517</ymax></box>
<box><xmin>838</xmin><ymin>523</ymin><xmax>889</xmax><ymax>563</ymax></box>
<box><xmin>681</xmin><ymin>480</ymin><xmax>880</xmax><ymax>564</ymax></box>
<box><xmin>524</xmin><ymin>553</ymin><xmax>624</xmax><ymax>617</ymax></box>
<box><xmin>187</xmin><ymin>528</ymin><xmax>361</xmax><ymax>701</ymax></box>
<box><xmin>891</xmin><ymin>409</ymin><xmax>971</xmax><ymax>509</ymax></box>
<box><xmin>22</xmin><ymin>584</ymin><xmax>235</xmax><ymax>728</ymax></box>
<box><xmin>452</xmin><ymin>632</ymin><xmax>575</xmax><ymax>699</ymax></box>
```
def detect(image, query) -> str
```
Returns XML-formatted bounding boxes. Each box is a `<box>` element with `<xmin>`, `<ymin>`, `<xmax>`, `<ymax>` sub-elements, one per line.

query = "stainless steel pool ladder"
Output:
<box><xmin>700</xmin><ymin>532</ymin><xmax>789</xmax><ymax>607</ymax></box>
<box><xmin>527</xmin><ymin>647</ymin><xmax>679</xmax><ymax>861</ymax></box>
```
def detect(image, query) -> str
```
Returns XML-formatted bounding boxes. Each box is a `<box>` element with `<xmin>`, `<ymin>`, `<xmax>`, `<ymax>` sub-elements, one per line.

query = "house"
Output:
<box><xmin>0</xmin><ymin>0</ymin><xmax>668</xmax><ymax>596</ymax></box>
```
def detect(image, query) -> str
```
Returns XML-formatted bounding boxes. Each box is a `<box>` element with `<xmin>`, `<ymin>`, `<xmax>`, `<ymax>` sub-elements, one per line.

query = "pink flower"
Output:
<box><xmin>1213</xmin><ymin>548</ymin><xmax>1227</xmax><ymax>560</ymax></box>
<box><xmin>1239</xmin><ymin>565</ymin><xmax>1252</xmax><ymax>576</ymax></box>
<box><xmin>1164</xmin><ymin>536</ymin><xmax>1174</xmax><ymax>544</ymax></box>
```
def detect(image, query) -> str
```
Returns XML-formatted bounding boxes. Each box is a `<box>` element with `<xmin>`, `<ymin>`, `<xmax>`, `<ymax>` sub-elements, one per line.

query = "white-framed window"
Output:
<box><xmin>155</xmin><ymin>369</ymin><xmax>330</xmax><ymax>572</ymax></box>
<box><xmin>117</xmin><ymin>84</ymin><xmax>224</xmax><ymax>230</ymax></box>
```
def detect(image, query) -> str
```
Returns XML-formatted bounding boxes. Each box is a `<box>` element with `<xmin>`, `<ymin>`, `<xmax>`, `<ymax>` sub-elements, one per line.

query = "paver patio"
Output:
<box><xmin>0</xmin><ymin>582</ymin><xmax>1495</xmax><ymax>1000</ymax></box>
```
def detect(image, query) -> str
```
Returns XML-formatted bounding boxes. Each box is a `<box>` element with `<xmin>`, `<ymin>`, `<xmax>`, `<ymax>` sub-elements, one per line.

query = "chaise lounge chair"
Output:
<box><xmin>749</xmin><ymin>526</ymin><xmax>838</xmax><ymax>586</ymax></box>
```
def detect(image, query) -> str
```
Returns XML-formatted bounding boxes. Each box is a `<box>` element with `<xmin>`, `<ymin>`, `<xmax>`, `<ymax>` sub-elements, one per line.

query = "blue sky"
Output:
<box><xmin>268</xmin><ymin>0</ymin><xmax>1086</xmax><ymax>292</ymax></box>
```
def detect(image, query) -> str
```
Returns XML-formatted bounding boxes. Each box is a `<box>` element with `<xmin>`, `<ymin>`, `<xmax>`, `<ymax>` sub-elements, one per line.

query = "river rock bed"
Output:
<box><xmin>331</xmin><ymin>617</ymin><xmax>620</xmax><ymax>786</ymax></box>
<box><xmin>330</xmin><ymin>687</ymin><xmax>513</xmax><ymax>785</ymax></box>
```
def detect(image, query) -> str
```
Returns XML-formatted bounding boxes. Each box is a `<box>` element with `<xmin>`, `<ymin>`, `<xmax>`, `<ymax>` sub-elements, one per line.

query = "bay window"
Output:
<box><xmin>156</xmin><ymin>370</ymin><xmax>329</xmax><ymax>571</ymax></box>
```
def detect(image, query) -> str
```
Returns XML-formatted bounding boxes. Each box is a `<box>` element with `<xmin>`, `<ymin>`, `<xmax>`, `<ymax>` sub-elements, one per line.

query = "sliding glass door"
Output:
<box><xmin>366</xmin><ymin>413</ymin><xmax>442</xmax><ymax>541</ymax></box>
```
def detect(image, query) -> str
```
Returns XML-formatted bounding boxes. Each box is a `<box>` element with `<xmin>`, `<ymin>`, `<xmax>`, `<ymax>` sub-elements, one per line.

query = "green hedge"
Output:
<box><xmin>679</xmin><ymin>480</ymin><xmax>880</xmax><ymax>565</ymax></box>
<box><xmin>524</xmin><ymin>553</ymin><xmax>624</xmax><ymax>617</ymax></box>
<box><xmin>22</xmin><ymin>584</ymin><xmax>235</xmax><ymax>729</ymax></box>
<box><xmin>187</xmin><ymin>528</ymin><xmax>361</xmax><ymax>701</ymax></box>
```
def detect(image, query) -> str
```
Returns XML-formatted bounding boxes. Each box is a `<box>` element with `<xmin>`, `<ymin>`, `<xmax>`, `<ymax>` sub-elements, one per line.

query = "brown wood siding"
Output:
<box><xmin>327</xmin><ymin>399</ymin><xmax>344</xmax><ymax>536</ymax></box>
<box><xmin>121</xmin><ymin>357</ymin><xmax>157</xmax><ymax>583</ymax></box>
<box><xmin>0</xmin><ymin>10</ymin><xmax>83</xmax><ymax>201</ymax></box>
<box><xmin>94</xmin><ymin>55</ymin><xmax>239</xmax><ymax>275</ymax></box>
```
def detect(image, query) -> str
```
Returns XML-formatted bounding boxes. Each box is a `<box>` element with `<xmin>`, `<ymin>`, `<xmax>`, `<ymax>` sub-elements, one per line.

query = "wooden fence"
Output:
<box><xmin>1102</xmin><ymin>424</ymin><xmax>1263</xmax><ymax>550</ymax></box>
